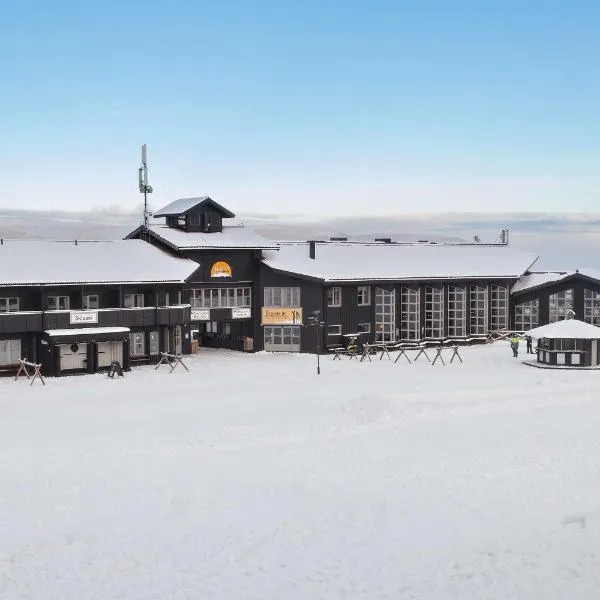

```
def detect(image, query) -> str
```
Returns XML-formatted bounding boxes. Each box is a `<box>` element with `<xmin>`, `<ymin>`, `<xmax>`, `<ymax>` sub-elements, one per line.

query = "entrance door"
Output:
<box><xmin>59</xmin><ymin>343</ymin><xmax>88</xmax><ymax>371</ymax></box>
<box><xmin>264</xmin><ymin>326</ymin><xmax>301</xmax><ymax>352</ymax></box>
<box><xmin>97</xmin><ymin>341</ymin><xmax>123</xmax><ymax>368</ymax></box>
<box><xmin>174</xmin><ymin>326</ymin><xmax>182</xmax><ymax>354</ymax></box>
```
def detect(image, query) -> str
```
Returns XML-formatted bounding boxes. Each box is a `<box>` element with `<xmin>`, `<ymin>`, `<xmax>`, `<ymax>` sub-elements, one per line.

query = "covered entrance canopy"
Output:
<box><xmin>45</xmin><ymin>327</ymin><xmax>130</xmax><ymax>341</ymax></box>
<box><xmin>525</xmin><ymin>319</ymin><xmax>600</xmax><ymax>368</ymax></box>
<box><xmin>42</xmin><ymin>327</ymin><xmax>131</xmax><ymax>376</ymax></box>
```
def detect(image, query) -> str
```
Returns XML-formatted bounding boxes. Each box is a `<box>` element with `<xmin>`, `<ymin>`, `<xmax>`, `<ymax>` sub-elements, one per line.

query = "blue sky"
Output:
<box><xmin>2</xmin><ymin>0</ymin><xmax>599</xmax><ymax>215</ymax></box>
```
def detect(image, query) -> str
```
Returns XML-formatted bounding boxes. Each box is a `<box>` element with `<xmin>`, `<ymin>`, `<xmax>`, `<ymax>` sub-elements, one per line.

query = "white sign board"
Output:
<box><xmin>231</xmin><ymin>307</ymin><xmax>251</xmax><ymax>319</ymax></box>
<box><xmin>70</xmin><ymin>311</ymin><xmax>98</xmax><ymax>325</ymax></box>
<box><xmin>191</xmin><ymin>309</ymin><xmax>210</xmax><ymax>321</ymax></box>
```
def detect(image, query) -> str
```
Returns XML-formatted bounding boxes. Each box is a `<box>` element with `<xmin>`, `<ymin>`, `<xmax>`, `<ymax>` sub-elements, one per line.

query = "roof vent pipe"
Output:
<box><xmin>309</xmin><ymin>240</ymin><xmax>316</xmax><ymax>259</ymax></box>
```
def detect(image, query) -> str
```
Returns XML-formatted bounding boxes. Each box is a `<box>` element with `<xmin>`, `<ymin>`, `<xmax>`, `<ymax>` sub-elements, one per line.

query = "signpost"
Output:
<box><xmin>307</xmin><ymin>309</ymin><xmax>324</xmax><ymax>375</ymax></box>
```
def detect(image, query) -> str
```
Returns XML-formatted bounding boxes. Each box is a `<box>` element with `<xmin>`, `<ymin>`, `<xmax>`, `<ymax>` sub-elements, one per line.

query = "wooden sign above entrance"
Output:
<box><xmin>261</xmin><ymin>307</ymin><xmax>303</xmax><ymax>325</ymax></box>
<box><xmin>210</xmin><ymin>261</ymin><xmax>232</xmax><ymax>278</ymax></box>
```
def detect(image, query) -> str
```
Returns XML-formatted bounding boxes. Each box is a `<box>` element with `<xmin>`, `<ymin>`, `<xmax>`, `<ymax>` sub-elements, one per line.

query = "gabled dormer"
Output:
<box><xmin>153</xmin><ymin>197</ymin><xmax>235</xmax><ymax>233</ymax></box>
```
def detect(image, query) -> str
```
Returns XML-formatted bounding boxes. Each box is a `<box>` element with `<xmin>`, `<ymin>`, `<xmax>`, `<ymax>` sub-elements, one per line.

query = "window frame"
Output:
<box><xmin>149</xmin><ymin>330</ymin><xmax>159</xmax><ymax>355</ymax></box>
<box><xmin>48</xmin><ymin>295</ymin><xmax>70</xmax><ymax>311</ymax></box>
<box><xmin>124</xmin><ymin>293</ymin><xmax>145</xmax><ymax>308</ymax></box>
<box><xmin>129</xmin><ymin>332</ymin><xmax>146</xmax><ymax>356</ymax></box>
<box><xmin>327</xmin><ymin>287</ymin><xmax>342</xmax><ymax>308</ymax></box>
<box><xmin>263</xmin><ymin>287</ymin><xmax>301</xmax><ymax>307</ymax></box>
<box><xmin>327</xmin><ymin>324</ymin><xmax>342</xmax><ymax>336</ymax></box>
<box><xmin>357</xmin><ymin>322</ymin><xmax>371</xmax><ymax>333</ymax></box>
<box><xmin>83</xmin><ymin>294</ymin><xmax>99</xmax><ymax>310</ymax></box>
<box><xmin>357</xmin><ymin>286</ymin><xmax>371</xmax><ymax>306</ymax></box>
<box><xmin>0</xmin><ymin>297</ymin><xmax>19</xmax><ymax>313</ymax></box>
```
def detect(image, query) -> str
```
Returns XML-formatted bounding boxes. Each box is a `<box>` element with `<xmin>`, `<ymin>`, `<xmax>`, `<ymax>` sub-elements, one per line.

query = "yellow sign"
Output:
<box><xmin>261</xmin><ymin>307</ymin><xmax>303</xmax><ymax>325</ymax></box>
<box><xmin>210</xmin><ymin>261</ymin><xmax>232</xmax><ymax>278</ymax></box>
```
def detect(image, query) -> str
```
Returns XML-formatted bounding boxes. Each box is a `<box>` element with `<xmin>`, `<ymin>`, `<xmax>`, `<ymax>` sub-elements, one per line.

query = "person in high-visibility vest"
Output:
<box><xmin>510</xmin><ymin>335</ymin><xmax>520</xmax><ymax>358</ymax></box>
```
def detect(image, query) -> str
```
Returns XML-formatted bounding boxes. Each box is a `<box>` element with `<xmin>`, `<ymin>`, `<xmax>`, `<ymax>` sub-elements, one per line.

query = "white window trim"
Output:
<box><xmin>0</xmin><ymin>297</ymin><xmax>19</xmax><ymax>313</ymax></box>
<box><xmin>124</xmin><ymin>293</ymin><xmax>145</xmax><ymax>308</ymax></box>
<box><xmin>357</xmin><ymin>322</ymin><xmax>371</xmax><ymax>333</ymax></box>
<box><xmin>357</xmin><ymin>286</ymin><xmax>371</xmax><ymax>306</ymax></box>
<box><xmin>327</xmin><ymin>324</ymin><xmax>342</xmax><ymax>336</ymax></box>
<box><xmin>48</xmin><ymin>295</ymin><xmax>70</xmax><ymax>311</ymax></box>
<box><xmin>83</xmin><ymin>294</ymin><xmax>99</xmax><ymax>310</ymax></box>
<box><xmin>328</xmin><ymin>287</ymin><xmax>342</xmax><ymax>308</ymax></box>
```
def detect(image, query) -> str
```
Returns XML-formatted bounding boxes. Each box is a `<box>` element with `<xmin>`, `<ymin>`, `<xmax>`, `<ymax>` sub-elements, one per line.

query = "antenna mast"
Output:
<box><xmin>138</xmin><ymin>144</ymin><xmax>153</xmax><ymax>239</ymax></box>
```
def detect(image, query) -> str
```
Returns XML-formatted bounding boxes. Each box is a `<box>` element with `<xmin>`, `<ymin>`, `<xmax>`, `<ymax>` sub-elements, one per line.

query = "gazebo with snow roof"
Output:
<box><xmin>526</xmin><ymin>319</ymin><xmax>600</xmax><ymax>368</ymax></box>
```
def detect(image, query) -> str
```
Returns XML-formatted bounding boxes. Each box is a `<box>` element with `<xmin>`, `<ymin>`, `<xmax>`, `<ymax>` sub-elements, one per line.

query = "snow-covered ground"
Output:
<box><xmin>2</xmin><ymin>344</ymin><xmax>600</xmax><ymax>599</ymax></box>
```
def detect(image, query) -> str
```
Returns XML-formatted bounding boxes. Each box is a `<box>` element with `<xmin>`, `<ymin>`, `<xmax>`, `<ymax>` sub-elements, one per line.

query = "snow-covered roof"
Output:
<box><xmin>0</xmin><ymin>240</ymin><xmax>198</xmax><ymax>285</ymax></box>
<box><xmin>512</xmin><ymin>269</ymin><xmax>600</xmax><ymax>294</ymax></box>
<box><xmin>262</xmin><ymin>242</ymin><xmax>538</xmax><ymax>282</ymax></box>
<box><xmin>526</xmin><ymin>319</ymin><xmax>600</xmax><ymax>339</ymax></box>
<box><xmin>146</xmin><ymin>224</ymin><xmax>278</xmax><ymax>251</ymax></box>
<box><xmin>45</xmin><ymin>327</ymin><xmax>131</xmax><ymax>337</ymax></box>
<box><xmin>153</xmin><ymin>197</ymin><xmax>235</xmax><ymax>218</ymax></box>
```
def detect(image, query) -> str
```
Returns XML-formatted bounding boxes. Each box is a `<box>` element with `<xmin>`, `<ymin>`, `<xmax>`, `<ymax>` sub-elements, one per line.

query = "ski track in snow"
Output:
<box><xmin>1</xmin><ymin>343</ymin><xmax>600</xmax><ymax>599</ymax></box>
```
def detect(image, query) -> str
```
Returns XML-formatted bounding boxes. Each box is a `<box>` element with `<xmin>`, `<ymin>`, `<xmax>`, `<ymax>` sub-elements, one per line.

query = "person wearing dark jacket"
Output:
<box><xmin>525</xmin><ymin>335</ymin><xmax>533</xmax><ymax>354</ymax></box>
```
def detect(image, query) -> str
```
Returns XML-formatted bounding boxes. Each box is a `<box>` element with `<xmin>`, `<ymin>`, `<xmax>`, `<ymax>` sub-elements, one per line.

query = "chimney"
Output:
<box><xmin>374</xmin><ymin>237</ymin><xmax>392</xmax><ymax>243</ymax></box>
<box><xmin>330</xmin><ymin>236</ymin><xmax>348</xmax><ymax>242</ymax></box>
<box><xmin>309</xmin><ymin>240</ymin><xmax>316</xmax><ymax>259</ymax></box>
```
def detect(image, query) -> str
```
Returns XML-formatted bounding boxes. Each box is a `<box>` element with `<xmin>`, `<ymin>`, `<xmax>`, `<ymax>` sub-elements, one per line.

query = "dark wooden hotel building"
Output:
<box><xmin>1</xmin><ymin>196</ymin><xmax>598</xmax><ymax>375</ymax></box>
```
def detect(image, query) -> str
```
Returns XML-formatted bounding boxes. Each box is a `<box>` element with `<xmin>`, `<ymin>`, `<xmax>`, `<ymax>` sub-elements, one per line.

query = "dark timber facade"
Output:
<box><xmin>511</xmin><ymin>271</ymin><xmax>600</xmax><ymax>331</ymax></box>
<box><xmin>2</xmin><ymin>195</ymin><xmax>597</xmax><ymax>376</ymax></box>
<box><xmin>0</xmin><ymin>240</ymin><xmax>195</xmax><ymax>376</ymax></box>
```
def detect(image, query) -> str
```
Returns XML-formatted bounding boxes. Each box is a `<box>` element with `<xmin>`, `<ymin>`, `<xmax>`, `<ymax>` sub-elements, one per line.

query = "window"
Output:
<box><xmin>222</xmin><ymin>323</ymin><xmax>231</xmax><ymax>336</ymax></box>
<box><xmin>129</xmin><ymin>332</ymin><xmax>146</xmax><ymax>356</ymax></box>
<box><xmin>83</xmin><ymin>295</ymin><xmax>99</xmax><ymax>310</ymax></box>
<box><xmin>48</xmin><ymin>296</ymin><xmax>70</xmax><ymax>311</ymax></box>
<box><xmin>424</xmin><ymin>286</ymin><xmax>444</xmax><ymax>338</ymax></box>
<box><xmin>400</xmin><ymin>287</ymin><xmax>420</xmax><ymax>340</ymax></box>
<box><xmin>515</xmin><ymin>300</ymin><xmax>539</xmax><ymax>331</ymax></box>
<box><xmin>328</xmin><ymin>287</ymin><xmax>342</xmax><ymax>307</ymax></box>
<box><xmin>264</xmin><ymin>326</ymin><xmax>301</xmax><ymax>351</ymax></box>
<box><xmin>375</xmin><ymin>287</ymin><xmax>395</xmax><ymax>342</ymax></box>
<box><xmin>165</xmin><ymin>291</ymin><xmax>183</xmax><ymax>306</ymax></box>
<box><xmin>549</xmin><ymin>289</ymin><xmax>574</xmax><ymax>323</ymax></box>
<box><xmin>0</xmin><ymin>339</ymin><xmax>21</xmax><ymax>365</ymax></box>
<box><xmin>124</xmin><ymin>293</ymin><xmax>144</xmax><ymax>308</ymax></box>
<box><xmin>205</xmin><ymin>321</ymin><xmax>218</xmax><ymax>333</ymax></box>
<box><xmin>554</xmin><ymin>338</ymin><xmax>583</xmax><ymax>351</ymax></box>
<box><xmin>470</xmin><ymin>285</ymin><xmax>488</xmax><ymax>335</ymax></box>
<box><xmin>191</xmin><ymin>288</ymin><xmax>252</xmax><ymax>308</ymax></box>
<box><xmin>584</xmin><ymin>289</ymin><xmax>600</xmax><ymax>325</ymax></box>
<box><xmin>490</xmin><ymin>285</ymin><xmax>509</xmax><ymax>330</ymax></box>
<box><xmin>0</xmin><ymin>298</ymin><xmax>19</xmax><ymax>312</ymax></box>
<box><xmin>327</xmin><ymin>325</ymin><xmax>342</xmax><ymax>336</ymax></box>
<box><xmin>357</xmin><ymin>322</ymin><xmax>371</xmax><ymax>333</ymax></box>
<box><xmin>357</xmin><ymin>286</ymin><xmax>371</xmax><ymax>306</ymax></box>
<box><xmin>447</xmin><ymin>286</ymin><xmax>466</xmax><ymax>337</ymax></box>
<box><xmin>264</xmin><ymin>287</ymin><xmax>300</xmax><ymax>307</ymax></box>
<box><xmin>149</xmin><ymin>331</ymin><xmax>159</xmax><ymax>355</ymax></box>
